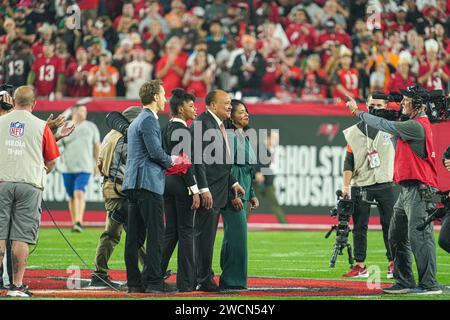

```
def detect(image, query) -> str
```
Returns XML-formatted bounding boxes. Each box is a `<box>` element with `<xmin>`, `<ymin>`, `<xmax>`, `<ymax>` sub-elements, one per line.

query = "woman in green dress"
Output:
<box><xmin>219</xmin><ymin>99</ymin><xmax>259</xmax><ymax>290</ymax></box>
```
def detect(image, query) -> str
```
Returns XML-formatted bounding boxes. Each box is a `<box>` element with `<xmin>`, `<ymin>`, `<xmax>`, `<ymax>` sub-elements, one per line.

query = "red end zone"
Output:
<box><xmin>7</xmin><ymin>269</ymin><xmax>390</xmax><ymax>299</ymax></box>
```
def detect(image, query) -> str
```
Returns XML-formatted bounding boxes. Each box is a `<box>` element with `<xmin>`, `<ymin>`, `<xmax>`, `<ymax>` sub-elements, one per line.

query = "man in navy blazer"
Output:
<box><xmin>122</xmin><ymin>80</ymin><xmax>176</xmax><ymax>294</ymax></box>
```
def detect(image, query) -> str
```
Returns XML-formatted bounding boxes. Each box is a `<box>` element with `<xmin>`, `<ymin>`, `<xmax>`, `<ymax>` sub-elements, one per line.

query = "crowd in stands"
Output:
<box><xmin>0</xmin><ymin>0</ymin><xmax>449</xmax><ymax>101</ymax></box>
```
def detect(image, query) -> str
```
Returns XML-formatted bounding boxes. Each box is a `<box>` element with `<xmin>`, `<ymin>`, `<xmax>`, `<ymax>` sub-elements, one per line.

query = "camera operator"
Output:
<box><xmin>0</xmin><ymin>86</ymin><xmax>60</xmax><ymax>297</ymax></box>
<box><xmin>440</xmin><ymin>146</ymin><xmax>450</xmax><ymax>253</ymax></box>
<box><xmin>89</xmin><ymin>107</ymin><xmax>146</xmax><ymax>289</ymax></box>
<box><xmin>341</xmin><ymin>93</ymin><xmax>395</xmax><ymax>279</ymax></box>
<box><xmin>0</xmin><ymin>87</ymin><xmax>73</xmax><ymax>292</ymax></box>
<box><xmin>346</xmin><ymin>85</ymin><xmax>442</xmax><ymax>295</ymax></box>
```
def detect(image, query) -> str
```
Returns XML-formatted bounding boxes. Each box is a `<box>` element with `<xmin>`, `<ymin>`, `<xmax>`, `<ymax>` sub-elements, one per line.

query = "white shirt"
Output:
<box><xmin>148</xmin><ymin>108</ymin><xmax>158</xmax><ymax>120</ymax></box>
<box><xmin>171</xmin><ymin>117</ymin><xmax>187</xmax><ymax>127</ymax></box>
<box><xmin>170</xmin><ymin>117</ymin><xmax>199</xmax><ymax>195</ymax></box>
<box><xmin>200</xmin><ymin>110</ymin><xmax>239</xmax><ymax>194</ymax></box>
<box><xmin>207</xmin><ymin>109</ymin><xmax>222</xmax><ymax>127</ymax></box>
<box><xmin>124</xmin><ymin>61</ymin><xmax>153</xmax><ymax>99</ymax></box>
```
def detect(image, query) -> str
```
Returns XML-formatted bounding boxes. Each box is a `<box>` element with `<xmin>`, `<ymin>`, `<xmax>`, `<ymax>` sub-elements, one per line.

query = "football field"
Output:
<box><xmin>3</xmin><ymin>227</ymin><xmax>448</xmax><ymax>300</ymax></box>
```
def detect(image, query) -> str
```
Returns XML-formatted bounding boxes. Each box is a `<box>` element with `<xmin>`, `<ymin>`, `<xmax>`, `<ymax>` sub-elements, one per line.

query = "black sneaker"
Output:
<box><xmin>145</xmin><ymin>282</ymin><xmax>178</xmax><ymax>294</ymax></box>
<box><xmin>409</xmin><ymin>286</ymin><xmax>443</xmax><ymax>295</ymax></box>
<box><xmin>89</xmin><ymin>274</ymin><xmax>124</xmax><ymax>290</ymax></box>
<box><xmin>382</xmin><ymin>283</ymin><xmax>411</xmax><ymax>294</ymax></box>
<box><xmin>196</xmin><ymin>282</ymin><xmax>221</xmax><ymax>292</ymax></box>
<box><xmin>127</xmin><ymin>286</ymin><xmax>145</xmax><ymax>293</ymax></box>
<box><xmin>7</xmin><ymin>284</ymin><xmax>33</xmax><ymax>297</ymax></box>
<box><xmin>219</xmin><ymin>286</ymin><xmax>247</xmax><ymax>292</ymax></box>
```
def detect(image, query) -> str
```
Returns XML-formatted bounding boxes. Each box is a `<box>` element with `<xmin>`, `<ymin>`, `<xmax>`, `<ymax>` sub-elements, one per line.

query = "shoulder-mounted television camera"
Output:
<box><xmin>371</xmin><ymin>84</ymin><xmax>450</xmax><ymax>123</ymax></box>
<box><xmin>105</xmin><ymin>111</ymin><xmax>131</xmax><ymax>141</ymax></box>
<box><xmin>416</xmin><ymin>186</ymin><xmax>450</xmax><ymax>231</ymax></box>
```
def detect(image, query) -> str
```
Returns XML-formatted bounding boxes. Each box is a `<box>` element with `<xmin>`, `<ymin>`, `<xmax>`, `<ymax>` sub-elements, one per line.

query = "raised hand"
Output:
<box><xmin>56</xmin><ymin>121</ymin><xmax>75</xmax><ymax>140</ymax></box>
<box><xmin>47</xmin><ymin>114</ymin><xmax>66</xmax><ymax>130</ymax></box>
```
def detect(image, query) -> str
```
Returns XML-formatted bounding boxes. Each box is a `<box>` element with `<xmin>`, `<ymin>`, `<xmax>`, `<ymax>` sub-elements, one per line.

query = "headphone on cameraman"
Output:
<box><xmin>411</xmin><ymin>93</ymin><xmax>424</xmax><ymax>111</ymax></box>
<box><xmin>403</xmin><ymin>84</ymin><xmax>425</xmax><ymax>112</ymax></box>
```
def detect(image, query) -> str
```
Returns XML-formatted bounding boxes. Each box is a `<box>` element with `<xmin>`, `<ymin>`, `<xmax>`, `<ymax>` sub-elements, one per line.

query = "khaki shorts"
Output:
<box><xmin>0</xmin><ymin>182</ymin><xmax>42</xmax><ymax>244</ymax></box>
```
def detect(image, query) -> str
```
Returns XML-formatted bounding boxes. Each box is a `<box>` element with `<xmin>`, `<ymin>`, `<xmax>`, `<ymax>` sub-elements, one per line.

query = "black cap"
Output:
<box><xmin>324</xmin><ymin>18</ymin><xmax>336</xmax><ymax>28</ymax></box>
<box><xmin>399</xmin><ymin>84</ymin><xmax>426</xmax><ymax>98</ymax></box>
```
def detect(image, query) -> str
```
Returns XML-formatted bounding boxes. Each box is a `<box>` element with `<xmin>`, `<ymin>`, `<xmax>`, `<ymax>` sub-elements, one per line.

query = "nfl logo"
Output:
<box><xmin>10</xmin><ymin>122</ymin><xmax>25</xmax><ymax>138</ymax></box>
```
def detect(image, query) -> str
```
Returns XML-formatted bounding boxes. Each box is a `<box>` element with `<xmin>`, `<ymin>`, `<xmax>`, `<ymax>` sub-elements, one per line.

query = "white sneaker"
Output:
<box><xmin>7</xmin><ymin>285</ymin><xmax>33</xmax><ymax>297</ymax></box>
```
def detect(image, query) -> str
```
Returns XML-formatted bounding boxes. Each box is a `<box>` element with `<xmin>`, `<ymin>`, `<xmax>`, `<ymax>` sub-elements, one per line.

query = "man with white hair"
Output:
<box><xmin>418</xmin><ymin>39</ymin><xmax>450</xmax><ymax>90</ymax></box>
<box><xmin>230</xmin><ymin>34</ymin><xmax>266</xmax><ymax>97</ymax></box>
<box><xmin>155</xmin><ymin>37</ymin><xmax>188</xmax><ymax>97</ymax></box>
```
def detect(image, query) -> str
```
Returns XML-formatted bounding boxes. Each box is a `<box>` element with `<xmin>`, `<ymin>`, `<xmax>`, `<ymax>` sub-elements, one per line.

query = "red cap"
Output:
<box><xmin>132</xmin><ymin>45</ymin><xmax>145</xmax><ymax>52</ymax></box>
<box><xmin>75</xmin><ymin>47</ymin><xmax>87</xmax><ymax>55</ymax></box>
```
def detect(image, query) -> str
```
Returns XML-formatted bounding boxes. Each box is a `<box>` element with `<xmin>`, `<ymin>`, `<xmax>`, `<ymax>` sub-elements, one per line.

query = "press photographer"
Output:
<box><xmin>347</xmin><ymin>84</ymin><xmax>443</xmax><ymax>295</ymax></box>
<box><xmin>341</xmin><ymin>93</ymin><xmax>395</xmax><ymax>279</ymax></box>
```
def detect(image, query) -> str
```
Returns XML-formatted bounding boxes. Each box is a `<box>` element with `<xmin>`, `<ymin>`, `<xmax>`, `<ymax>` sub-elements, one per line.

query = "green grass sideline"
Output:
<box><xmin>15</xmin><ymin>229</ymin><xmax>450</xmax><ymax>300</ymax></box>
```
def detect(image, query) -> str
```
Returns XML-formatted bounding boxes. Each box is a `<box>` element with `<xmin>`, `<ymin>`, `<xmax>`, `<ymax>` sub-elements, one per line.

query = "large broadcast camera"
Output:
<box><xmin>105</xmin><ymin>111</ymin><xmax>131</xmax><ymax>141</ymax></box>
<box><xmin>371</xmin><ymin>85</ymin><xmax>450</xmax><ymax>123</ymax></box>
<box><xmin>416</xmin><ymin>188</ymin><xmax>450</xmax><ymax>231</ymax></box>
<box><xmin>325</xmin><ymin>189</ymin><xmax>377</xmax><ymax>268</ymax></box>
<box><xmin>414</xmin><ymin>145</ymin><xmax>450</xmax><ymax>230</ymax></box>
<box><xmin>0</xmin><ymin>84</ymin><xmax>14</xmax><ymax>111</ymax></box>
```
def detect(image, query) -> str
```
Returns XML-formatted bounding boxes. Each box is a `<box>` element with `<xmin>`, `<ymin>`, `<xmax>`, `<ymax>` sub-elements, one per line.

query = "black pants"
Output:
<box><xmin>352</xmin><ymin>184</ymin><xmax>395</xmax><ymax>263</ymax></box>
<box><xmin>195</xmin><ymin>206</ymin><xmax>220</xmax><ymax>286</ymax></box>
<box><xmin>439</xmin><ymin>212</ymin><xmax>450</xmax><ymax>253</ymax></box>
<box><xmin>125</xmin><ymin>189</ymin><xmax>164</xmax><ymax>288</ymax></box>
<box><xmin>161</xmin><ymin>176</ymin><xmax>196</xmax><ymax>291</ymax></box>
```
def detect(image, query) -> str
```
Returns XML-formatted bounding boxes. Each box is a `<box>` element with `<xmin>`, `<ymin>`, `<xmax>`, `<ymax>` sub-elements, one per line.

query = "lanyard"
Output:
<box><xmin>365</xmin><ymin>124</ymin><xmax>380</xmax><ymax>152</ymax></box>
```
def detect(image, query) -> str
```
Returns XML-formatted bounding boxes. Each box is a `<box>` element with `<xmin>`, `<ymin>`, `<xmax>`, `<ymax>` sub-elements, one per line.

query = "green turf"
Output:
<box><xmin>24</xmin><ymin>228</ymin><xmax>450</xmax><ymax>300</ymax></box>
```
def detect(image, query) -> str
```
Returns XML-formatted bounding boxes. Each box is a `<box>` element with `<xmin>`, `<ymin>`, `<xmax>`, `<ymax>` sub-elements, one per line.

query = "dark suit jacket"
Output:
<box><xmin>190</xmin><ymin>110</ymin><xmax>237</xmax><ymax>209</ymax></box>
<box><xmin>122</xmin><ymin>108</ymin><xmax>172</xmax><ymax>195</ymax></box>
<box><xmin>162</xmin><ymin>119</ymin><xmax>197</xmax><ymax>196</ymax></box>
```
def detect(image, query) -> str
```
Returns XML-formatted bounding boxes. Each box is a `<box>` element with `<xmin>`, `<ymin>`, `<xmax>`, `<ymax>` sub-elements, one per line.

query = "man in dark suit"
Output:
<box><xmin>122</xmin><ymin>80</ymin><xmax>177</xmax><ymax>294</ymax></box>
<box><xmin>190</xmin><ymin>89</ymin><xmax>245</xmax><ymax>292</ymax></box>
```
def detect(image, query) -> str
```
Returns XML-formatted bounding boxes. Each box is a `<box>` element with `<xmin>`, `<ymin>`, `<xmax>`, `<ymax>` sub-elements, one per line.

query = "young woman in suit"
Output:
<box><xmin>160</xmin><ymin>88</ymin><xmax>200</xmax><ymax>292</ymax></box>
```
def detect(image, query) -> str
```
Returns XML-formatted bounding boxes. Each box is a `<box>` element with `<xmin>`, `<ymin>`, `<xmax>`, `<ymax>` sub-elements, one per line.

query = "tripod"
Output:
<box><xmin>325</xmin><ymin>224</ymin><xmax>354</xmax><ymax>268</ymax></box>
